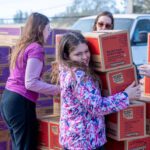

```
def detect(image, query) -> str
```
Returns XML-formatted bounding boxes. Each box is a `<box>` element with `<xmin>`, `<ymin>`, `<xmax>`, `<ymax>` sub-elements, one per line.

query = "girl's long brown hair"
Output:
<box><xmin>10</xmin><ymin>12</ymin><xmax>49</xmax><ymax>69</ymax></box>
<box><xmin>56</xmin><ymin>31</ymin><xmax>99</xmax><ymax>81</ymax></box>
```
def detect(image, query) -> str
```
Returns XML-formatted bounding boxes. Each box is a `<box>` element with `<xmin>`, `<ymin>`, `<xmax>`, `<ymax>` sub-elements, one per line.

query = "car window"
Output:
<box><xmin>132</xmin><ymin>19</ymin><xmax>150</xmax><ymax>46</ymax></box>
<box><xmin>71</xmin><ymin>17</ymin><xmax>134</xmax><ymax>33</ymax></box>
<box><xmin>114</xmin><ymin>18</ymin><xmax>134</xmax><ymax>31</ymax></box>
<box><xmin>71</xmin><ymin>18</ymin><xmax>94</xmax><ymax>32</ymax></box>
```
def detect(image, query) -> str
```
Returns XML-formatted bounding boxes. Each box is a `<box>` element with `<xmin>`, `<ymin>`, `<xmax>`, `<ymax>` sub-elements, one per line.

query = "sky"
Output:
<box><xmin>0</xmin><ymin>0</ymin><xmax>125</xmax><ymax>19</ymax></box>
<box><xmin>0</xmin><ymin>0</ymin><xmax>73</xmax><ymax>19</ymax></box>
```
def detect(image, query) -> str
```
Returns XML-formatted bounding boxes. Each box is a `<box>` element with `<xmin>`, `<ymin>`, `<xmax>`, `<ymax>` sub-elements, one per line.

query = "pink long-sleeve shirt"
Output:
<box><xmin>59</xmin><ymin>65</ymin><xmax>129</xmax><ymax>150</ymax></box>
<box><xmin>6</xmin><ymin>42</ymin><xmax>59</xmax><ymax>102</ymax></box>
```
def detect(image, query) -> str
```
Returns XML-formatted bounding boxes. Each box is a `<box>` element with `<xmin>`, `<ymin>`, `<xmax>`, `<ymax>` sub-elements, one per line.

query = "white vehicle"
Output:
<box><xmin>71</xmin><ymin>14</ymin><xmax>150</xmax><ymax>66</ymax></box>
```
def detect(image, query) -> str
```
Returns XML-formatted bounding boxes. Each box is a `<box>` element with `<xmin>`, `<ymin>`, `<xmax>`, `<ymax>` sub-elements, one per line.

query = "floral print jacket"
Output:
<box><xmin>59</xmin><ymin>65</ymin><xmax>129</xmax><ymax>150</ymax></box>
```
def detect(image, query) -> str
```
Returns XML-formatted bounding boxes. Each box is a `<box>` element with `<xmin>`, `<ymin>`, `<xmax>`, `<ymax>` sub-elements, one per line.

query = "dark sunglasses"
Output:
<box><xmin>97</xmin><ymin>22</ymin><xmax>112</xmax><ymax>29</ymax></box>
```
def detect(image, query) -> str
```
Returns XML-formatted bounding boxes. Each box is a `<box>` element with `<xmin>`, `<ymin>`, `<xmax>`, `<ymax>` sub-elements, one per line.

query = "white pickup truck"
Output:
<box><xmin>71</xmin><ymin>14</ymin><xmax>150</xmax><ymax>66</ymax></box>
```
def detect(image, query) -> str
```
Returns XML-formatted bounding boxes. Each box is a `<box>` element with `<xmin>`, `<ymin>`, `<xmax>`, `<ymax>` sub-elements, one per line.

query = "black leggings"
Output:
<box><xmin>0</xmin><ymin>89</ymin><xmax>38</xmax><ymax>150</ymax></box>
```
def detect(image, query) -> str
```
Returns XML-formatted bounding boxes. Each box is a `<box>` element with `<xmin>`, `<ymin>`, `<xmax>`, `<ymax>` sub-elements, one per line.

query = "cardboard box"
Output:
<box><xmin>0</xmin><ymin>66</ymin><xmax>9</xmax><ymax>84</ymax></box>
<box><xmin>0</xmin><ymin>129</ymin><xmax>10</xmax><ymax>150</ymax></box>
<box><xmin>139</xmin><ymin>97</ymin><xmax>150</xmax><ymax>135</ymax></box>
<box><xmin>0</xmin><ymin>25</ymin><xmax>23</xmax><ymax>46</ymax></box>
<box><xmin>0</xmin><ymin>121</ymin><xmax>9</xmax><ymax>130</ymax></box>
<box><xmin>0</xmin><ymin>141</ymin><xmax>8</xmax><ymax>150</ymax></box>
<box><xmin>0</xmin><ymin>94</ymin><xmax>2</xmax><ymax>102</ymax></box>
<box><xmin>55</xmin><ymin>34</ymin><xmax>63</xmax><ymax>61</ymax></box>
<box><xmin>36</xmin><ymin>96</ymin><xmax>53</xmax><ymax>117</ymax></box>
<box><xmin>44</xmin><ymin>47</ymin><xmax>55</xmax><ymax>56</ymax></box>
<box><xmin>0</xmin><ymin>46</ymin><xmax>11</xmax><ymax>66</ymax></box>
<box><xmin>38</xmin><ymin>115</ymin><xmax>62</xmax><ymax>150</ymax></box>
<box><xmin>38</xmin><ymin>94</ymin><xmax>53</xmax><ymax>100</ymax></box>
<box><xmin>106</xmin><ymin>101</ymin><xmax>146</xmax><ymax>141</ymax></box>
<box><xmin>0</xmin><ymin>83</ymin><xmax>5</xmax><ymax>95</ymax></box>
<box><xmin>44</xmin><ymin>55</ymin><xmax>55</xmax><ymax>66</ymax></box>
<box><xmin>148</xmin><ymin>33</ymin><xmax>150</xmax><ymax>63</ymax></box>
<box><xmin>98</xmin><ymin>65</ymin><xmax>138</xmax><ymax>96</ymax></box>
<box><xmin>36</xmin><ymin>99</ymin><xmax>53</xmax><ymax>108</ymax></box>
<box><xmin>53</xmin><ymin>95</ymin><xmax>60</xmax><ymax>115</ymax></box>
<box><xmin>84</xmin><ymin>31</ymin><xmax>132</xmax><ymax>72</ymax></box>
<box><xmin>144</xmin><ymin>77</ymin><xmax>150</xmax><ymax>96</ymax></box>
<box><xmin>46</xmin><ymin>28</ymin><xmax>79</xmax><ymax>47</ymax></box>
<box><xmin>36</xmin><ymin>106</ymin><xmax>53</xmax><ymax>118</ymax></box>
<box><xmin>105</xmin><ymin>136</ymin><xmax>150</xmax><ymax>150</ymax></box>
<box><xmin>44</xmin><ymin>47</ymin><xmax>56</xmax><ymax>66</ymax></box>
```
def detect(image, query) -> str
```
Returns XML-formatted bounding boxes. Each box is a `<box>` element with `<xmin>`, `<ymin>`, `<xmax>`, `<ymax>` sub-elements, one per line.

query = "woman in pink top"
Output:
<box><xmin>0</xmin><ymin>12</ymin><xmax>59</xmax><ymax>150</ymax></box>
<box><xmin>57</xmin><ymin>32</ymin><xmax>141</xmax><ymax>150</ymax></box>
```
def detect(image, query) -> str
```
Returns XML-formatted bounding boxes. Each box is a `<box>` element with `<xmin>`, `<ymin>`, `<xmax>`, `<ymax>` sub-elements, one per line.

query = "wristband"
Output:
<box><xmin>122</xmin><ymin>91</ymin><xmax>128</xmax><ymax>98</ymax></box>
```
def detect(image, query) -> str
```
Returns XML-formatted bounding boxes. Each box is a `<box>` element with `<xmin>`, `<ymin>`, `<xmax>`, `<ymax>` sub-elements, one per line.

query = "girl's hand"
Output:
<box><xmin>138</xmin><ymin>64</ymin><xmax>150</xmax><ymax>77</ymax></box>
<box><xmin>124</xmin><ymin>81</ymin><xmax>141</xmax><ymax>100</ymax></box>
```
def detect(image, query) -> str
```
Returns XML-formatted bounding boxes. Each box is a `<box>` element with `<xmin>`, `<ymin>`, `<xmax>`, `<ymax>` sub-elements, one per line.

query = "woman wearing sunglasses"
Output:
<box><xmin>93</xmin><ymin>11</ymin><xmax>142</xmax><ymax>81</ymax></box>
<box><xmin>93</xmin><ymin>11</ymin><xmax>114</xmax><ymax>31</ymax></box>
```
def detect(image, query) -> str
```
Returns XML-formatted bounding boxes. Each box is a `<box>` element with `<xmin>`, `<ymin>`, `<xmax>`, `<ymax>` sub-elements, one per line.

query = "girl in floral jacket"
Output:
<box><xmin>57</xmin><ymin>32</ymin><xmax>141</xmax><ymax>150</ymax></box>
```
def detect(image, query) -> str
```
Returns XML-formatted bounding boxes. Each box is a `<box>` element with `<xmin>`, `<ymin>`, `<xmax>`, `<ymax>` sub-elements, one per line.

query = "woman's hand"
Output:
<box><xmin>138</xmin><ymin>64</ymin><xmax>150</xmax><ymax>77</ymax></box>
<box><xmin>124</xmin><ymin>81</ymin><xmax>141</xmax><ymax>100</ymax></box>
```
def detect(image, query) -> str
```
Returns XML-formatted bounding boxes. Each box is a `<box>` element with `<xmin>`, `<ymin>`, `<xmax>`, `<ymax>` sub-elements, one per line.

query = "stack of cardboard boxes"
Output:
<box><xmin>38</xmin><ymin>30</ymin><xmax>150</xmax><ymax>150</ymax></box>
<box><xmin>0</xmin><ymin>25</ymin><xmax>23</xmax><ymax>150</ymax></box>
<box><xmin>143</xmin><ymin>33</ymin><xmax>150</xmax><ymax>97</ymax></box>
<box><xmin>0</xmin><ymin>26</ymin><xmax>74</xmax><ymax>150</ymax></box>
<box><xmin>84</xmin><ymin>31</ymin><xmax>137</xmax><ymax>95</ymax></box>
<box><xmin>1</xmin><ymin>26</ymin><xmax>149</xmax><ymax>149</ymax></box>
<box><xmin>38</xmin><ymin>29</ymin><xmax>77</xmax><ymax>150</ymax></box>
<box><xmin>37</xmin><ymin>29</ymin><xmax>78</xmax><ymax>118</ymax></box>
<box><xmin>84</xmin><ymin>31</ymin><xmax>150</xmax><ymax>150</ymax></box>
<box><xmin>126</xmin><ymin>33</ymin><xmax>150</xmax><ymax>150</ymax></box>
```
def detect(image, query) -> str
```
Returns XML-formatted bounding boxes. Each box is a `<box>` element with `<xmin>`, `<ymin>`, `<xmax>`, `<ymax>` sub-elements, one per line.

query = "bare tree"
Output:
<box><xmin>51</xmin><ymin>0</ymin><xmax>121</xmax><ymax>27</ymax></box>
<box><xmin>133</xmin><ymin>0</ymin><xmax>150</xmax><ymax>13</ymax></box>
<box><xmin>13</xmin><ymin>10</ymin><xmax>29</xmax><ymax>23</ymax></box>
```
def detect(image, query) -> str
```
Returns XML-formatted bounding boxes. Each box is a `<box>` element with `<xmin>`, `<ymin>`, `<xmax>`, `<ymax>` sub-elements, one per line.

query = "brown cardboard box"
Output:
<box><xmin>53</xmin><ymin>95</ymin><xmax>61</xmax><ymax>115</ymax></box>
<box><xmin>0</xmin><ymin>25</ymin><xmax>24</xmax><ymax>46</ymax></box>
<box><xmin>98</xmin><ymin>65</ymin><xmax>138</xmax><ymax>96</ymax></box>
<box><xmin>145</xmin><ymin>34</ymin><xmax>150</xmax><ymax>96</ymax></box>
<box><xmin>0</xmin><ymin>65</ymin><xmax>9</xmax><ymax>84</ymax></box>
<box><xmin>46</xmin><ymin>28</ymin><xmax>79</xmax><ymax>47</ymax></box>
<box><xmin>139</xmin><ymin>97</ymin><xmax>150</xmax><ymax>135</ymax></box>
<box><xmin>0</xmin><ymin>46</ymin><xmax>11</xmax><ymax>66</ymax></box>
<box><xmin>106</xmin><ymin>101</ymin><xmax>146</xmax><ymax>141</ymax></box>
<box><xmin>55</xmin><ymin>34</ymin><xmax>63</xmax><ymax>61</ymax></box>
<box><xmin>38</xmin><ymin>115</ymin><xmax>62</xmax><ymax>150</ymax></box>
<box><xmin>44</xmin><ymin>47</ymin><xmax>56</xmax><ymax>63</ymax></box>
<box><xmin>36</xmin><ymin>96</ymin><xmax>53</xmax><ymax>114</ymax></box>
<box><xmin>0</xmin><ymin>83</ymin><xmax>5</xmax><ymax>95</ymax></box>
<box><xmin>147</xmin><ymin>33</ymin><xmax>150</xmax><ymax>63</ymax></box>
<box><xmin>36</xmin><ymin>106</ymin><xmax>53</xmax><ymax>118</ymax></box>
<box><xmin>144</xmin><ymin>77</ymin><xmax>150</xmax><ymax>96</ymax></box>
<box><xmin>44</xmin><ymin>55</ymin><xmax>55</xmax><ymax>66</ymax></box>
<box><xmin>0</xmin><ymin>131</ymin><xmax>10</xmax><ymax>150</ymax></box>
<box><xmin>84</xmin><ymin>30</ymin><xmax>132</xmax><ymax>72</ymax></box>
<box><xmin>105</xmin><ymin>135</ymin><xmax>150</xmax><ymax>150</ymax></box>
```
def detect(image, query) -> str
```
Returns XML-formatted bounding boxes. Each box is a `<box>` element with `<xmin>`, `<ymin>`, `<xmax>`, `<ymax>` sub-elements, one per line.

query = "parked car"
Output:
<box><xmin>71</xmin><ymin>14</ymin><xmax>150</xmax><ymax>66</ymax></box>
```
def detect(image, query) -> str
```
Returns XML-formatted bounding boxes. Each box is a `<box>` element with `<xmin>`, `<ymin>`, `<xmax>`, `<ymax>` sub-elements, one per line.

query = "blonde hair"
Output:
<box><xmin>49</xmin><ymin>61</ymin><xmax>59</xmax><ymax>84</ymax></box>
<box><xmin>10</xmin><ymin>12</ymin><xmax>49</xmax><ymax>69</ymax></box>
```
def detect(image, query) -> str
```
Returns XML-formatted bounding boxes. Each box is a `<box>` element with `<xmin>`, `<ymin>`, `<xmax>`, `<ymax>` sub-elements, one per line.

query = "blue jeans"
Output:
<box><xmin>0</xmin><ymin>89</ymin><xmax>38</xmax><ymax>150</ymax></box>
